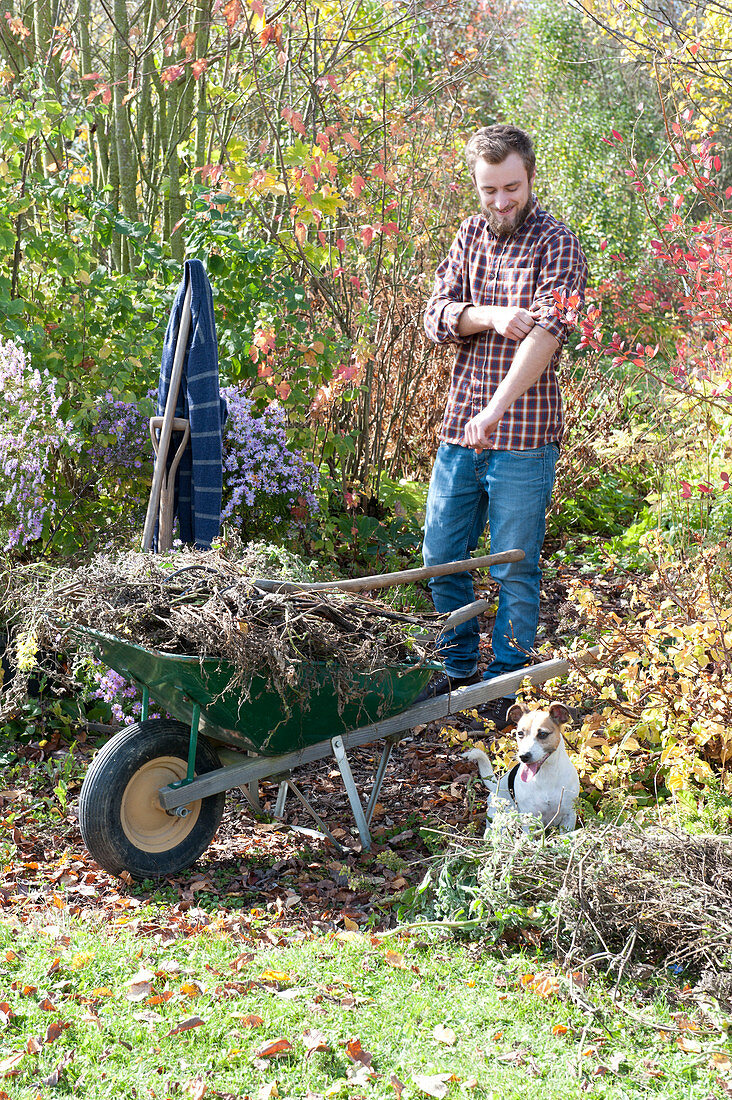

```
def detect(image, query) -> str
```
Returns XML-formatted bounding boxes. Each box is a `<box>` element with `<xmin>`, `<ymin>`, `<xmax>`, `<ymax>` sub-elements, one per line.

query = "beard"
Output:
<box><xmin>484</xmin><ymin>191</ymin><xmax>534</xmax><ymax>238</ymax></box>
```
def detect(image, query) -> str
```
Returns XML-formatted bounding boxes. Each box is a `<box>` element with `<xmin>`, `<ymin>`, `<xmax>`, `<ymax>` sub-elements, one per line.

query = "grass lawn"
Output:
<box><xmin>0</xmin><ymin>915</ymin><xmax>730</xmax><ymax>1099</ymax></box>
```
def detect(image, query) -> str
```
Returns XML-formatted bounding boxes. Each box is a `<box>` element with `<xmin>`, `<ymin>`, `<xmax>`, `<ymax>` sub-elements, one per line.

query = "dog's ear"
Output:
<box><xmin>507</xmin><ymin>701</ymin><xmax>529</xmax><ymax>725</ymax></box>
<box><xmin>548</xmin><ymin>702</ymin><xmax>571</xmax><ymax>726</ymax></box>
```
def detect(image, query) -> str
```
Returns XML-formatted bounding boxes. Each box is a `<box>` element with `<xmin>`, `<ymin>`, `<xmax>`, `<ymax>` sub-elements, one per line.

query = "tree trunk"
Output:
<box><xmin>112</xmin><ymin>0</ymin><xmax>137</xmax><ymax>271</ymax></box>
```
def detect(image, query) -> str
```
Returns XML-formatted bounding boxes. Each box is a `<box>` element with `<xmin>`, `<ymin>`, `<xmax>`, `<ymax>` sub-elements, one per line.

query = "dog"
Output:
<box><xmin>464</xmin><ymin>701</ymin><xmax>580</xmax><ymax>833</ymax></box>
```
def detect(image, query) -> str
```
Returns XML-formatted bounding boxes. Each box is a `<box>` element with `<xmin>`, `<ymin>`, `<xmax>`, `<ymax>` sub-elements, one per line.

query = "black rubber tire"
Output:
<box><xmin>78</xmin><ymin>718</ymin><xmax>225</xmax><ymax>880</ymax></box>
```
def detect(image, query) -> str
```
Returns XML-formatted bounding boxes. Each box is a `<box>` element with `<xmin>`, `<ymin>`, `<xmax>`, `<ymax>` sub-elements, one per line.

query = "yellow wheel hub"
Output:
<box><xmin>120</xmin><ymin>756</ymin><xmax>201</xmax><ymax>853</ymax></box>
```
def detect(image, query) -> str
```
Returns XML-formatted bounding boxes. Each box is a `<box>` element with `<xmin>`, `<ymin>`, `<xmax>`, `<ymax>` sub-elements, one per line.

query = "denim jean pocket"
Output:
<box><xmin>505</xmin><ymin>447</ymin><xmax>546</xmax><ymax>458</ymax></box>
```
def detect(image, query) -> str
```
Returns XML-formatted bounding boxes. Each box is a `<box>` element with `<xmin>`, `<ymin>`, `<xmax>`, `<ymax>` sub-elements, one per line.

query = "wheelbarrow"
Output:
<box><xmin>74</xmin><ymin>551</ymin><xmax>599</xmax><ymax>879</ymax></box>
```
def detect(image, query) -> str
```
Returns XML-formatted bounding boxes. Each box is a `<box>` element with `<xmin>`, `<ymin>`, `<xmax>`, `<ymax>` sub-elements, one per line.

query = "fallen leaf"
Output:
<box><xmin>390</xmin><ymin>1073</ymin><xmax>405</xmax><ymax>1098</ymax></box>
<box><xmin>335</xmin><ymin>930</ymin><xmax>364</xmax><ymax>946</ymax></box>
<box><xmin>711</xmin><ymin>1052</ymin><xmax>732</xmax><ymax>1071</ymax></box>
<box><xmin>413</xmin><ymin>1072</ymin><xmax>457</xmax><ymax>1098</ymax></box>
<box><xmin>0</xmin><ymin>1052</ymin><xmax>23</xmax><ymax>1078</ymax></box>
<box><xmin>640</xmin><ymin>1058</ymin><xmax>665</xmax><ymax>1079</ymax></box>
<box><xmin>180</xmin><ymin>981</ymin><xmax>204</xmax><ymax>998</ymax></box>
<box><xmin>39</xmin><ymin>998</ymin><xmax>56</xmax><ymax>1012</ymax></box>
<box><xmin>255</xmin><ymin>1038</ymin><xmax>292</xmax><ymax>1059</ymax></box>
<box><xmin>676</xmin><ymin>1035</ymin><xmax>702</xmax><ymax>1054</ymax></box>
<box><xmin>259</xmin><ymin>970</ymin><xmax>290</xmax><ymax>984</ymax></box>
<box><xmin>168</xmin><ymin>1016</ymin><xmax>206</xmax><ymax>1036</ymax></box>
<box><xmin>345</xmin><ymin>1037</ymin><xmax>373</xmax><ymax>1067</ymax></box>
<box><xmin>552</xmin><ymin>1024</ymin><xmax>569</xmax><ymax>1036</ymax></box>
<box><xmin>127</xmin><ymin>968</ymin><xmax>156</xmax><ymax>1002</ymax></box>
<box><xmin>41</xmin><ymin>1051</ymin><xmax>72</xmax><ymax>1088</ymax></box>
<box><xmin>673</xmin><ymin>1014</ymin><xmax>700</xmax><ymax>1032</ymax></box>
<box><xmin>239</xmin><ymin>1015</ymin><xmax>264</xmax><ymax>1028</ymax></box>
<box><xmin>69</xmin><ymin>953</ymin><xmax>93</xmax><ymax>971</ymax></box>
<box><xmin>303</xmin><ymin>1028</ymin><xmax>330</xmax><ymax>1056</ymax></box>
<box><xmin>532</xmin><ymin>972</ymin><xmax>559</xmax><ymax>998</ymax></box>
<box><xmin>385</xmin><ymin>950</ymin><xmax>407</xmax><ymax>970</ymax></box>
<box><xmin>257</xmin><ymin>1085</ymin><xmax>279</xmax><ymax>1100</ymax></box>
<box><xmin>45</xmin><ymin>1020</ymin><xmax>67</xmax><ymax>1044</ymax></box>
<box><xmin>136</xmin><ymin>1013</ymin><xmax>165</xmax><ymax>1033</ymax></box>
<box><xmin>183</xmin><ymin>1075</ymin><xmax>207</xmax><ymax>1099</ymax></box>
<box><xmin>231</xmin><ymin>953</ymin><xmax>254</xmax><ymax>972</ymax></box>
<box><xmin>347</xmin><ymin>1063</ymin><xmax>376</xmax><ymax>1087</ymax></box>
<box><xmin>343</xmin><ymin>916</ymin><xmax>359</xmax><ymax>930</ymax></box>
<box><xmin>26</xmin><ymin>1037</ymin><xmax>43</xmax><ymax>1055</ymax></box>
<box><xmin>158</xmin><ymin>959</ymin><xmax>182</xmax><ymax>976</ymax></box>
<box><xmin>276</xmin><ymin>987</ymin><xmax>307</xmax><ymax>1001</ymax></box>
<box><xmin>433</xmin><ymin>1024</ymin><xmax>457</xmax><ymax>1046</ymax></box>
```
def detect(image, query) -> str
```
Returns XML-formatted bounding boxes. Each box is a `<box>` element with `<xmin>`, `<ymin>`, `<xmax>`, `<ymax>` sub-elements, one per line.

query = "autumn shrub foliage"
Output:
<box><xmin>564</xmin><ymin>544</ymin><xmax>732</xmax><ymax>801</ymax></box>
<box><xmin>465</xmin><ymin>543</ymin><xmax>732</xmax><ymax>823</ymax></box>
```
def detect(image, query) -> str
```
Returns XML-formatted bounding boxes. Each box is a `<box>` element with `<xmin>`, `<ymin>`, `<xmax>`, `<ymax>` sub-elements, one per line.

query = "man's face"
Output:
<box><xmin>473</xmin><ymin>152</ymin><xmax>535</xmax><ymax>237</ymax></box>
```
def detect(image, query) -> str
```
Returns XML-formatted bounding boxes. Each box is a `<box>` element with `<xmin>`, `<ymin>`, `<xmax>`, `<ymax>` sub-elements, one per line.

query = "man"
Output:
<box><xmin>418</xmin><ymin>124</ymin><xmax>588</xmax><ymax>728</ymax></box>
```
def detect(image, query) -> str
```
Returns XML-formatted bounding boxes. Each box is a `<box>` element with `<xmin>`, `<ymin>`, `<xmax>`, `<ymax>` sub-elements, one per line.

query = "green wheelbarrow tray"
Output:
<box><xmin>74</xmin><ymin>625</ymin><xmax>442</xmax><ymax>755</ymax></box>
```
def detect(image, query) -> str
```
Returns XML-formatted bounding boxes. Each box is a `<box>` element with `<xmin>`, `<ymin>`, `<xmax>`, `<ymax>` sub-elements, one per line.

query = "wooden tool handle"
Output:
<box><xmin>253</xmin><ymin>549</ymin><xmax>525</xmax><ymax>594</ymax></box>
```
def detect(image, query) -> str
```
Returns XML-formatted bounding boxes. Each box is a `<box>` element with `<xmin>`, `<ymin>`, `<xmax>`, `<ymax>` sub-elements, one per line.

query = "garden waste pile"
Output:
<box><xmin>416</xmin><ymin>823</ymin><xmax>732</xmax><ymax>985</ymax></box>
<box><xmin>3</xmin><ymin>548</ymin><xmax>438</xmax><ymax>713</ymax></box>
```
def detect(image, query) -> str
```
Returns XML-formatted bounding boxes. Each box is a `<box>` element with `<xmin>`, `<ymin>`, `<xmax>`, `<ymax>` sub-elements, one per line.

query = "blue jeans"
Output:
<box><xmin>422</xmin><ymin>442</ymin><xmax>558</xmax><ymax>683</ymax></box>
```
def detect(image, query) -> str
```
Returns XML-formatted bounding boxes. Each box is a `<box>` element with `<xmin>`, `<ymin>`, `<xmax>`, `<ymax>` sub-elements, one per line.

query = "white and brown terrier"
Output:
<box><xmin>464</xmin><ymin>701</ymin><xmax>580</xmax><ymax>833</ymax></box>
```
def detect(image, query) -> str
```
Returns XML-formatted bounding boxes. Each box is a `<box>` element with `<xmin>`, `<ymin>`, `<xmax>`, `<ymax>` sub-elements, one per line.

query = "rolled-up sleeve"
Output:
<box><xmin>424</xmin><ymin>224</ymin><xmax>470</xmax><ymax>344</ymax></box>
<box><xmin>532</xmin><ymin>230</ymin><xmax>588</xmax><ymax>346</ymax></box>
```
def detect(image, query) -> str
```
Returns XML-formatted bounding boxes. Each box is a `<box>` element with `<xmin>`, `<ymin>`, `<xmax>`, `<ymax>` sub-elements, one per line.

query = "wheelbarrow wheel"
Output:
<box><xmin>78</xmin><ymin>718</ymin><xmax>225</xmax><ymax>880</ymax></box>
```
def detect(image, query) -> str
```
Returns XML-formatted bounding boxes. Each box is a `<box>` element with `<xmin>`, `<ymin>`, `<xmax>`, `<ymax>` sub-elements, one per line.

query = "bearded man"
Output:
<box><xmin>417</xmin><ymin>124</ymin><xmax>588</xmax><ymax>728</ymax></box>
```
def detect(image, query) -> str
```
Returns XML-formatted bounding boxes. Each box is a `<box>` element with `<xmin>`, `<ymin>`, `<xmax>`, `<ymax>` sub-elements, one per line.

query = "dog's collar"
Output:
<box><xmin>507</xmin><ymin>763</ymin><xmax>520</xmax><ymax>804</ymax></box>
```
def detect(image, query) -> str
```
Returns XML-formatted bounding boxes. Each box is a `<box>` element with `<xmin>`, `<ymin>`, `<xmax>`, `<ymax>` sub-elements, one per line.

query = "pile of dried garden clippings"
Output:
<box><xmin>2</xmin><ymin>547</ymin><xmax>440</xmax><ymax>714</ymax></box>
<box><xmin>413</xmin><ymin>821</ymin><xmax>732</xmax><ymax>986</ymax></box>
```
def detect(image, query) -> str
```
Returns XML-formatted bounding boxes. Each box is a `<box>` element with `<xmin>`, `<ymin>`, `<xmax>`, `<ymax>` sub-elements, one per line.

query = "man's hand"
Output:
<box><xmin>457</xmin><ymin>304</ymin><xmax>537</xmax><ymax>340</ymax></box>
<box><xmin>489</xmin><ymin>306</ymin><xmax>535</xmax><ymax>340</ymax></box>
<box><xmin>463</xmin><ymin>407</ymin><xmax>501</xmax><ymax>451</ymax></box>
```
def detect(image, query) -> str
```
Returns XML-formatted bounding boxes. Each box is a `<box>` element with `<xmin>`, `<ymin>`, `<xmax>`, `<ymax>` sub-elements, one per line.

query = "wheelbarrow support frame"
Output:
<box><xmin>156</xmin><ymin>649</ymin><xmax>599</xmax><ymax>851</ymax></box>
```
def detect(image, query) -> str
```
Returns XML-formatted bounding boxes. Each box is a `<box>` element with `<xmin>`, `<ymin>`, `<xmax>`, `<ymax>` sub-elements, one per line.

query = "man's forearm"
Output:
<box><xmin>462</xmin><ymin>325</ymin><xmax>561</xmax><ymax>450</ymax></box>
<box><xmin>457</xmin><ymin>305</ymin><xmax>494</xmax><ymax>335</ymax></box>
<box><xmin>485</xmin><ymin>325</ymin><xmax>560</xmax><ymax>419</ymax></box>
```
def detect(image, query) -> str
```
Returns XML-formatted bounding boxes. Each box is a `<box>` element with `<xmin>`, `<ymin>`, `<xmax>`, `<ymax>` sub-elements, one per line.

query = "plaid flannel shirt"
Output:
<box><xmin>424</xmin><ymin>202</ymin><xmax>588</xmax><ymax>450</ymax></box>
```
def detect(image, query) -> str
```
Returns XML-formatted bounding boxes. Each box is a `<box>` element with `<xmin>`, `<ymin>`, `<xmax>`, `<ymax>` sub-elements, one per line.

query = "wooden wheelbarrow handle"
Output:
<box><xmin>253</xmin><ymin>549</ymin><xmax>525</xmax><ymax>594</ymax></box>
<box><xmin>148</xmin><ymin>415</ymin><xmax>191</xmax><ymax>552</ymax></box>
<box><xmin>141</xmin><ymin>280</ymin><xmax>192</xmax><ymax>552</ymax></box>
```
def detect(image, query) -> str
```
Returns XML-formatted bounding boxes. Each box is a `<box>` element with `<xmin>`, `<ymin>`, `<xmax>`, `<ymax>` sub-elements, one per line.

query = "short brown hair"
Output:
<box><xmin>465</xmin><ymin>125</ymin><xmax>535</xmax><ymax>179</ymax></box>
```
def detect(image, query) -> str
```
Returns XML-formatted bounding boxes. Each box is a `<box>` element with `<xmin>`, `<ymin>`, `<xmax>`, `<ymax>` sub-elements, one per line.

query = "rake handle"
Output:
<box><xmin>253</xmin><ymin>549</ymin><xmax>525</xmax><ymax>594</ymax></box>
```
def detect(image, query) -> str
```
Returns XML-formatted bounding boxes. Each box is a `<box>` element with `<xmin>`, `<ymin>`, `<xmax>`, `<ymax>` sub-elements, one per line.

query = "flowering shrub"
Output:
<box><xmin>1</xmin><ymin>337</ymin><xmax>318</xmax><ymax>553</ymax></box>
<box><xmin>0</xmin><ymin>339</ymin><xmax>81</xmax><ymax>550</ymax></box>
<box><xmin>88</xmin><ymin>661</ymin><xmax>160</xmax><ymax>724</ymax></box>
<box><xmin>221</xmin><ymin>387</ymin><xmax>319</xmax><ymax>538</ymax></box>
<box><xmin>0</xmin><ymin>339</ymin><xmax>153</xmax><ymax>553</ymax></box>
<box><xmin>85</xmin><ymin>393</ymin><xmax>149</xmax><ymax>475</ymax></box>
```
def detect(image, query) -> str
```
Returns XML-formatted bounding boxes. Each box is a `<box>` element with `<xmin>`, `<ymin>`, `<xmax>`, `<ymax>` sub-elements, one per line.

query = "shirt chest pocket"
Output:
<box><xmin>497</xmin><ymin>262</ymin><xmax>535</xmax><ymax>305</ymax></box>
